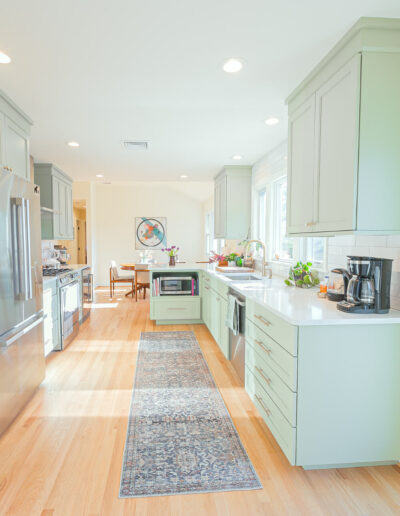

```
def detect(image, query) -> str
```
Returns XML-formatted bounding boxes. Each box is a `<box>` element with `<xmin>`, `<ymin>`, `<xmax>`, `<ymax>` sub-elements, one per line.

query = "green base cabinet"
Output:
<box><xmin>43</xmin><ymin>279</ymin><xmax>60</xmax><ymax>356</ymax></box>
<box><xmin>245</xmin><ymin>298</ymin><xmax>400</xmax><ymax>469</ymax></box>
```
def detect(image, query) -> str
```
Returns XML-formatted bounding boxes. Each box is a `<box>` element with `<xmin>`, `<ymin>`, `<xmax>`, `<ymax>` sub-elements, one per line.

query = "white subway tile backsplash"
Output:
<box><xmin>387</xmin><ymin>235</ymin><xmax>400</xmax><ymax>247</ymax></box>
<box><xmin>355</xmin><ymin>235</ymin><xmax>387</xmax><ymax>247</ymax></box>
<box><xmin>330</xmin><ymin>235</ymin><xmax>356</xmax><ymax>246</ymax></box>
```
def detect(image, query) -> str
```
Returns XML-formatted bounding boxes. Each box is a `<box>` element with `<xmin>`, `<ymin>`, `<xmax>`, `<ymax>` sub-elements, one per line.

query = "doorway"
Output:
<box><xmin>74</xmin><ymin>201</ymin><xmax>87</xmax><ymax>264</ymax></box>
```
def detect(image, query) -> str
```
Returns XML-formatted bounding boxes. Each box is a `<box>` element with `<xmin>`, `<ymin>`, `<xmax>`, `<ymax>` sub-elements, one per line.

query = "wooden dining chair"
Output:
<box><xmin>135</xmin><ymin>264</ymin><xmax>150</xmax><ymax>301</ymax></box>
<box><xmin>109</xmin><ymin>261</ymin><xmax>135</xmax><ymax>298</ymax></box>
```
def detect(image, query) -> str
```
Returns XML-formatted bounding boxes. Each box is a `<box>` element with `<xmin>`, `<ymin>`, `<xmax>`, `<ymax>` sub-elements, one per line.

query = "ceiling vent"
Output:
<box><xmin>122</xmin><ymin>140</ymin><xmax>149</xmax><ymax>151</ymax></box>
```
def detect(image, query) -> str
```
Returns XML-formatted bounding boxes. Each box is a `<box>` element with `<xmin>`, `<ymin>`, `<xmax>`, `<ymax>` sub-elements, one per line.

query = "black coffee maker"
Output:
<box><xmin>337</xmin><ymin>256</ymin><xmax>393</xmax><ymax>314</ymax></box>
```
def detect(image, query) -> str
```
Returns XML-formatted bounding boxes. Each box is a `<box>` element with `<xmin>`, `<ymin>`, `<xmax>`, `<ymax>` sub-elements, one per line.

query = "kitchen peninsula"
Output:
<box><xmin>149</xmin><ymin>263</ymin><xmax>400</xmax><ymax>470</ymax></box>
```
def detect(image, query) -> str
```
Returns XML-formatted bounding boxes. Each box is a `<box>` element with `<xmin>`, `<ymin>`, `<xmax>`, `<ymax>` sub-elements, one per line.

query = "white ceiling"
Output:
<box><xmin>1</xmin><ymin>1</ymin><xmax>400</xmax><ymax>182</ymax></box>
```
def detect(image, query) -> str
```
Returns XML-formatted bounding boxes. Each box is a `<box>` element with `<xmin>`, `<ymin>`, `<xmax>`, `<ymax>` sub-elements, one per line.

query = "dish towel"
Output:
<box><xmin>226</xmin><ymin>294</ymin><xmax>240</xmax><ymax>336</ymax></box>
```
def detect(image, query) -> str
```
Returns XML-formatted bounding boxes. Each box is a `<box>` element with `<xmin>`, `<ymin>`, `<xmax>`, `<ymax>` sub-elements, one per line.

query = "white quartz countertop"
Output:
<box><xmin>149</xmin><ymin>262</ymin><xmax>400</xmax><ymax>326</ymax></box>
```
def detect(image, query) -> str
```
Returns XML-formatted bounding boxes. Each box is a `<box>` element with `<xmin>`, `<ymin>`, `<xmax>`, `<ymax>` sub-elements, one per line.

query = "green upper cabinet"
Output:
<box><xmin>0</xmin><ymin>90</ymin><xmax>32</xmax><ymax>181</ymax></box>
<box><xmin>34</xmin><ymin>163</ymin><xmax>74</xmax><ymax>240</ymax></box>
<box><xmin>286</xmin><ymin>17</ymin><xmax>400</xmax><ymax>236</ymax></box>
<box><xmin>214</xmin><ymin>166</ymin><xmax>252</xmax><ymax>239</ymax></box>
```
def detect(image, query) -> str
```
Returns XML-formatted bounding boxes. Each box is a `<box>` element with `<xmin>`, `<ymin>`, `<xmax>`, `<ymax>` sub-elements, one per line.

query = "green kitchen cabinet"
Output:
<box><xmin>43</xmin><ymin>278</ymin><xmax>60</xmax><ymax>356</ymax></box>
<box><xmin>286</xmin><ymin>17</ymin><xmax>400</xmax><ymax>235</ymax></box>
<box><xmin>214</xmin><ymin>166</ymin><xmax>252</xmax><ymax>239</ymax></box>
<box><xmin>34</xmin><ymin>163</ymin><xmax>74</xmax><ymax>240</ymax></box>
<box><xmin>149</xmin><ymin>270</ymin><xmax>202</xmax><ymax>324</ymax></box>
<box><xmin>0</xmin><ymin>90</ymin><xmax>32</xmax><ymax>181</ymax></box>
<box><xmin>218</xmin><ymin>296</ymin><xmax>229</xmax><ymax>359</ymax></box>
<box><xmin>245</xmin><ymin>297</ymin><xmax>400</xmax><ymax>469</ymax></box>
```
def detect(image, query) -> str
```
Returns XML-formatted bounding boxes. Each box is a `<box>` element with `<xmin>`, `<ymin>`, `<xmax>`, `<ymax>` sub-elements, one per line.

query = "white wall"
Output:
<box><xmin>93</xmin><ymin>182</ymin><xmax>211</xmax><ymax>286</ymax></box>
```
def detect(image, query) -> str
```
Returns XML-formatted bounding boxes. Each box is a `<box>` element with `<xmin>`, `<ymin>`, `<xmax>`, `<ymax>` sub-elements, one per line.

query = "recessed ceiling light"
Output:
<box><xmin>67</xmin><ymin>141</ymin><xmax>80</xmax><ymax>147</ymax></box>
<box><xmin>96</xmin><ymin>174</ymin><xmax>104</xmax><ymax>178</ymax></box>
<box><xmin>222</xmin><ymin>58</ymin><xmax>243</xmax><ymax>73</ymax></box>
<box><xmin>0</xmin><ymin>52</ymin><xmax>11</xmax><ymax>64</ymax></box>
<box><xmin>180</xmin><ymin>175</ymin><xmax>188</xmax><ymax>179</ymax></box>
<box><xmin>265</xmin><ymin>117</ymin><xmax>280</xmax><ymax>126</ymax></box>
<box><xmin>232</xmin><ymin>155</ymin><xmax>242</xmax><ymax>160</ymax></box>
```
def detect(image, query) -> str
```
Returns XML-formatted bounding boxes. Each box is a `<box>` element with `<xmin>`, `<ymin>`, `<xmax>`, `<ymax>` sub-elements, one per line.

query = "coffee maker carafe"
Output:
<box><xmin>337</xmin><ymin>256</ymin><xmax>393</xmax><ymax>314</ymax></box>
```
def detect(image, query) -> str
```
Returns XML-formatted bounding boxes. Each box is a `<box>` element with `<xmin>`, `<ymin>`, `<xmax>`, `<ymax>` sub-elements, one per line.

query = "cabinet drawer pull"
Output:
<box><xmin>255</xmin><ymin>394</ymin><xmax>271</xmax><ymax>416</ymax></box>
<box><xmin>167</xmin><ymin>307</ymin><xmax>186</xmax><ymax>311</ymax></box>
<box><xmin>204</xmin><ymin>286</ymin><xmax>210</xmax><ymax>290</ymax></box>
<box><xmin>254</xmin><ymin>314</ymin><xmax>271</xmax><ymax>326</ymax></box>
<box><xmin>255</xmin><ymin>366</ymin><xmax>271</xmax><ymax>385</ymax></box>
<box><xmin>254</xmin><ymin>339</ymin><xmax>272</xmax><ymax>354</ymax></box>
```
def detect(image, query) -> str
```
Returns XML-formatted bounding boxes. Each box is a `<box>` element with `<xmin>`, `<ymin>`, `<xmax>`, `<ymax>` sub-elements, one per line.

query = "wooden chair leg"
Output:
<box><xmin>135</xmin><ymin>278</ymin><xmax>138</xmax><ymax>302</ymax></box>
<box><xmin>132</xmin><ymin>279</ymin><xmax>134</xmax><ymax>298</ymax></box>
<box><xmin>143</xmin><ymin>287</ymin><xmax>146</xmax><ymax>299</ymax></box>
<box><xmin>110</xmin><ymin>269</ymin><xmax>112</xmax><ymax>298</ymax></box>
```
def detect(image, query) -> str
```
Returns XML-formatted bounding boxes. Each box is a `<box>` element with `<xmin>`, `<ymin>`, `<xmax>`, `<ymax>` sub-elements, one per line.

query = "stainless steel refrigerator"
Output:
<box><xmin>0</xmin><ymin>170</ymin><xmax>45</xmax><ymax>436</ymax></box>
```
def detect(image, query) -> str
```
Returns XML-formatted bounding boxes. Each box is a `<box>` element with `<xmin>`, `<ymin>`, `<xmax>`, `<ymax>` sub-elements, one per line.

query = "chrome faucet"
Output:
<box><xmin>243</xmin><ymin>239</ymin><xmax>269</xmax><ymax>277</ymax></box>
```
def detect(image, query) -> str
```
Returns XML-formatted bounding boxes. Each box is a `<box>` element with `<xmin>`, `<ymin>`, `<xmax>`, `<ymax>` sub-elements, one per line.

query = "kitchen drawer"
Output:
<box><xmin>152</xmin><ymin>297</ymin><xmax>201</xmax><ymax>320</ymax></box>
<box><xmin>247</xmin><ymin>299</ymin><xmax>298</xmax><ymax>356</ymax></box>
<box><xmin>246</xmin><ymin>366</ymin><xmax>296</xmax><ymax>465</ymax></box>
<box><xmin>246</xmin><ymin>339</ymin><xmax>297</xmax><ymax>425</ymax></box>
<box><xmin>246</xmin><ymin>319</ymin><xmax>297</xmax><ymax>390</ymax></box>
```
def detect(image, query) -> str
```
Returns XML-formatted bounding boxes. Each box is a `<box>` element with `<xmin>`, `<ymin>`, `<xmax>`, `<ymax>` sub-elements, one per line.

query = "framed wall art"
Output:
<box><xmin>135</xmin><ymin>217</ymin><xmax>167</xmax><ymax>250</ymax></box>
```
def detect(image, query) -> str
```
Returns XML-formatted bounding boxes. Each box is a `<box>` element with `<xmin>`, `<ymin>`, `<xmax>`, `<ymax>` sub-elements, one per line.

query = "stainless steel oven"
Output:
<box><xmin>59</xmin><ymin>271</ymin><xmax>80</xmax><ymax>349</ymax></box>
<box><xmin>81</xmin><ymin>267</ymin><xmax>93</xmax><ymax>322</ymax></box>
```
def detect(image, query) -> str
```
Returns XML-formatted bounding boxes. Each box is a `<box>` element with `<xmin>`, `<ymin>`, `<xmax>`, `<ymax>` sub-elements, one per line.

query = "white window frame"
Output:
<box><xmin>269</xmin><ymin>176</ymin><xmax>328</xmax><ymax>272</ymax></box>
<box><xmin>271</xmin><ymin>176</ymin><xmax>294</xmax><ymax>264</ymax></box>
<box><xmin>256</xmin><ymin>188</ymin><xmax>267</xmax><ymax>243</ymax></box>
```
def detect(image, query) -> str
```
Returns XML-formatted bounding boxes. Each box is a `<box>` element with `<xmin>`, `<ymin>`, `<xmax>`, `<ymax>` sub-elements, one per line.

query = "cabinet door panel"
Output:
<box><xmin>219</xmin><ymin>297</ymin><xmax>229</xmax><ymax>358</ymax></box>
<box><xmin>52</xmin><ymin>177</ymin><xmax>61</xmax><ymax>238</ymax></box>
<box><xmin>313</xmin><ymin>54</ymin><xmax>361</xmax><ymax>232</ymax></box>
<box><xmin>214</xmin><ymin>177</ymin><xmax>227</xmax><ymax>238</ymax></box>
<box><xmin>4</xmin><ymin>117</ymin><xmax>30</xmax><ymax>180</ymax></box>
<box><xmin>287</xmin><ymin>96</ymin><xmax>315</xmax><ymax>234</ymax></box>
<box><xmin>0</xmin><ymin>112</ymin><xmax>5</xmax><ymax>169</ymax></box>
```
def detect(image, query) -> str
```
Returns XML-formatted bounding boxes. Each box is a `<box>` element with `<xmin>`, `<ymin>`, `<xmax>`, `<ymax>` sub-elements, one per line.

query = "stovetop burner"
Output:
<box><xmin>42</xmin><ymin>267</ymin><xmax>72</xmax><ymax>277</ymax></box>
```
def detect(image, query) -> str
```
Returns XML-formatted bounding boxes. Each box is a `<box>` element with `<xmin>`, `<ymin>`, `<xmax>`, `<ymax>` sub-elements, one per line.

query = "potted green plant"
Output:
<box><xmin>226</xmin><ymin>252</ymin><xmax>239</xmax><ymax>266</ymax></box>
<box><xmin>284</xmin><ymin>261</ymin><xmax>320</xmax><ymax>288</ymax></box>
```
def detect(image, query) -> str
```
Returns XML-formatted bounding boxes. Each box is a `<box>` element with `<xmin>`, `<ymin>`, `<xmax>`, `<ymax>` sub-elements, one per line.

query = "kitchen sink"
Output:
<box><xmin>224</xmin><ymin>274</ymin><xmax>262</xmax><ymax>281</ymax></box>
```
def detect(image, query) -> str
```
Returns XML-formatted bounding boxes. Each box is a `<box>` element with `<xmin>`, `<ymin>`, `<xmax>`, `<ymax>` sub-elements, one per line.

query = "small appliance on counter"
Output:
<box><xmin>54</xmin><ymin>245</ymin><xmax>71</xmax><ymax>265</ymax></box>
<box><xmin>335</xmin><ymin>256</ymin><xmax>393</xmax><ymax>314</ymax></box>
<box><xmin>327</xmin><ymin>268</ymin><xmax>349</xmax><ymax>301</ymax></box>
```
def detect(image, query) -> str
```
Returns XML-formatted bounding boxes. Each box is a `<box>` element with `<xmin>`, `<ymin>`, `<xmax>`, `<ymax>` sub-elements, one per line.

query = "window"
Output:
<box><xmin>205</xmin><ymin>211</ymin><xmax>225</xmax><ymax>256</ymax></box>
<box><xmin>257</xmin><ymin>188</ymin><xmax>266</xmax><ymax>242</ymax></box>
<box><xmin>272</xmin><ymin>177</ymin><xmax>294</xmax><ymax>261</ymax></box>
<box><xmin>205</xmin><ymin>211</ymin><xmax>214</xmax><ymax>256</ymax></box>
<box><xmin>302</xmin><ymin>237</ymin><xmax>327</xmax><ymax>269</ymax></box>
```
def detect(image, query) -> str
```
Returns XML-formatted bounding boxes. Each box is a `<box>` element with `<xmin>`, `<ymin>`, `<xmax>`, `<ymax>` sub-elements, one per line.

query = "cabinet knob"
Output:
<box><xmin>305</xmin><ymin>221</ymin><xmax>314</xmax><ymax>228</ymax></box>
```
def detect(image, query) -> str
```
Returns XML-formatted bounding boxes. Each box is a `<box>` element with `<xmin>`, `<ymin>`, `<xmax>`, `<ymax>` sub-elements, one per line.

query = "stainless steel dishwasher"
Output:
<box><xmin>228</xmin><ymin>288</ymin><xmax>246</xmax><ymax>384</ymax></box>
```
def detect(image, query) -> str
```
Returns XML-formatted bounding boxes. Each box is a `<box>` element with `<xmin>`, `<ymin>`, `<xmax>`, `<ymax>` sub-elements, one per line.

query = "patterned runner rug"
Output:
<box><xmin>120</xmin><ymin>331</ymin><xmax>262</xmax><ymax>497</ymax></box>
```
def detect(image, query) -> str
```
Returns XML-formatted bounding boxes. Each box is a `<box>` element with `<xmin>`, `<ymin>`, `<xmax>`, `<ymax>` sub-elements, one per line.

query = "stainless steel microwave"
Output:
<box><xmin>159</xmin><ymin>276</ymin><xmax>195</xmax><ymax>295</ymax></box>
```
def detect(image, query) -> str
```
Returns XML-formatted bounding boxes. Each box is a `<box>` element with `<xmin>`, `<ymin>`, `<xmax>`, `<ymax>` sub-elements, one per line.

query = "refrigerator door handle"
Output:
<box><xmin>23</xmin><ymin>198</ymin><xmax>32</xmax><ymax>300</ymax></box>
<box><xmin>11</xmin><ymin>198</ymin><xmax>24</xmax><ymax>300</ymax></box>
<box><xmin>11</xmin><ymin>197</ymin><xmax>32</xmax><ymax>301</ymax></box>
<box><xmin>0</xmin><ymin>314</ymin><xmax>44</xmax><ymax>348</ymax></box>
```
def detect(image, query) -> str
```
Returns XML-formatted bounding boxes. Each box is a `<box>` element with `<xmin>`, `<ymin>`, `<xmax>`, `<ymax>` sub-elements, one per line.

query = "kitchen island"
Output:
<box><xmin>149</xmin><ymin>263</ymin><xmax>400</xmax><ymax>470</ymax></box>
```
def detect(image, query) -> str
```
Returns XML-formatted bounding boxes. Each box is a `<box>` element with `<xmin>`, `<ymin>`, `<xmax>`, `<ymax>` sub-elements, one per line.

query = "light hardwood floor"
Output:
<box><xmin>0</xmin><ymin>287</ymin><xmax>399</xmax><ymax>516</ymax></box>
